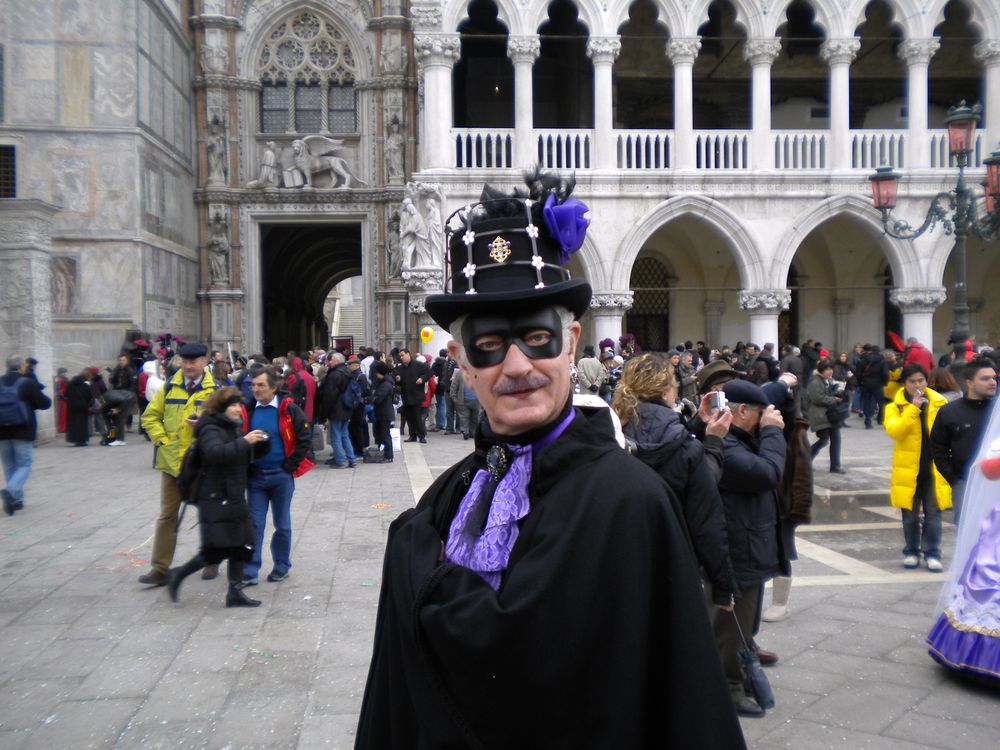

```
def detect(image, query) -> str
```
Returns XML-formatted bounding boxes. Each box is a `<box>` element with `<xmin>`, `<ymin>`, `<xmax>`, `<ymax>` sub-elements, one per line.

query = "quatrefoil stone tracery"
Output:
<box><xmin>258</xmin><ymin>11</ymin><xmax>356</xmax><ymax>85</ymax></box>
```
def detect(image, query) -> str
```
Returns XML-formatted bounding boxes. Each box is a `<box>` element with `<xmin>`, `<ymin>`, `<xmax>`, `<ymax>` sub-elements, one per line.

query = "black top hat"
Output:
<box><xmin>425</xmin><ymin>173</ymin><xmax>592</xmax><ymax>332</ymax></box>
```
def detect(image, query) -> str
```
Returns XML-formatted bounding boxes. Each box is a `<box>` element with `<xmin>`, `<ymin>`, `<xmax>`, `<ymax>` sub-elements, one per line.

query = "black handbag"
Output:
<box><xmin>826</xmin><ymin>398</ymin><xmax>850</xmax><ymax>426</ymax></box>
<box><xmin>198</xmin><ymin>495</ymin><xmax>248</xmax><ymax>524</ymax></box>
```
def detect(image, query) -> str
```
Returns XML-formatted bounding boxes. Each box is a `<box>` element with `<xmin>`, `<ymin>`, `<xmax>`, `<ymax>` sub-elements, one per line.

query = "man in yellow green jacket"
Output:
<box><xmin>139</xmin><ymin>344</ymin><xmax>216</xmax><ymax>586</ymax></box>
<box><xmin>883</xmin><ymin>363</ymin><xmax>952</xmax><ymax>572</ymax></box>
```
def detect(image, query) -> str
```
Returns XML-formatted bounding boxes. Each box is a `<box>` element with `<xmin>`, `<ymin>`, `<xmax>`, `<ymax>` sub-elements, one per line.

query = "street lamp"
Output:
<box><xmin>868</xmin><ymin>101</ymin><xmax>1000</xmax><ymax>351</ymax></box>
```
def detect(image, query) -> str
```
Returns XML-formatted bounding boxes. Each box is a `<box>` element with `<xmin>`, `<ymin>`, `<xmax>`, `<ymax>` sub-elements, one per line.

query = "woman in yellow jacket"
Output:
<box><xmin>883</xmin><ymin>363</ymin><xmax>952</xmax><ymax>572</ymax></box>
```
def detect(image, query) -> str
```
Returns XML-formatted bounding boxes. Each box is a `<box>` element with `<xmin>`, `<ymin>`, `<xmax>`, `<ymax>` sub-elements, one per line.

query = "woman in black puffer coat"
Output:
<box><xmin>167</xmin><ymin>387</ymin><xmax>269</xmax><ymax>607</ymax></box>
<box><xmin>613</xmin><ymin>352</ymin><xmax>740</xmax><ymax>609</ymax></box>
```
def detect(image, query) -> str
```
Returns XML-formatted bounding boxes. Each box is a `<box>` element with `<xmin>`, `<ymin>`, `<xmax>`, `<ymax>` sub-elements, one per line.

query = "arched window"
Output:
<box><xmin>257</xmin><ymin>11</ymin><xmax>357</xmax><ymax>134</ymax></box>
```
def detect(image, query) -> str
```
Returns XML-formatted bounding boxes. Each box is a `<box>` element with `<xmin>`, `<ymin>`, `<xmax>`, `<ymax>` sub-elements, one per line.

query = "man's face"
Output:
<box><xmin>885</xmin><ymin>352</ymin><xmax>897</xmax><ymax>366</ymax></box>
<box><xmin>681</xmin><ymin>353</ymin><xmax>693</xmax><ymax>367</ymax></box>
<box><xmin>967</xmin><ymin>367</ymin><xmax>998</xmax><ymax>400</ymax></box>
<box><xmin>348</xmin><ymin>362</ymin><xmax>360</xmax><ymax>373</ymax></box>
<box><xmin>213</xmin><ymin>352</ymin><xmax>224</xmax><ymax>363</ymax></box>
<box><xmin>118</xmin><ymin>356</ymin><xmax>128</xmax><ymax>367</ymax></box>
<box><xmin>903</xmin><ymin>371</ymin><xmax>927</xmax><ymax>399</ymax></box>
<box><xmin>450</xmin><ymin>311</ymin><xmax>579</xmax><ymax>437</ymax></box>
<box><xmin>855</xmin><ymin>345</ymin><xmax>863</xmax><ymax>354</ymax></box>
<box><xmin>746</xmin><ymin>345</ymin><xmax>757</xmax><ymax>356</ymax></box>
<box><xmin>400</xmin><ymin>351</ymin><xmax>411</xmax><ymax>364</ymax></box>
<box><xmin>181</xmin><ymin>356</ymin><xmax>207</xmax><ymax>381</ymax></box>
<box><xmin>730</xmin><ymin>403</ymin><xmax>762</xmax><ymax>432</ymax></box>
<box><xmin>251</xmin><ymin>373</ymin><xmax>276</xmax><ymax>403</ymax></box>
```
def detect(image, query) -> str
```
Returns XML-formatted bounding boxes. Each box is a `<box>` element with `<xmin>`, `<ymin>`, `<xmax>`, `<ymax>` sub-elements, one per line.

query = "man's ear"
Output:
<box><xmin>566</xmin><ymin>321</ymin><xmax>582</xmax><ymax>362</ymax></box>
<box><xmin>447</xmin><ymin>340</ymin><xmax>468</xmax><ymax>378</ymax></box>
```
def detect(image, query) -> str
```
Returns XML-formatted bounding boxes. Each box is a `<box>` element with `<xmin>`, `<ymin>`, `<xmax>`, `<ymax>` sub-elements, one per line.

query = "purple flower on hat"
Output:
<box><xmin>542</xmin><ymin>193</ymin><xmax>589</xmax><ymax>263</ymax></box>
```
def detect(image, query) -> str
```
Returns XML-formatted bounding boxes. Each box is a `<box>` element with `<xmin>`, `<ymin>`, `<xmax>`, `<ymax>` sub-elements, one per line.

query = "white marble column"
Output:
<box><xmin>738</xmin><ymin>289</ymin><xmax>791</xmax><ymax>350</ymax></box>
<box><xmin>587</xmin><ymin>36</ymin><xmax>622</xmax><ymax>170</ymax></box>
<box><xmin>507</xmin><ymin>35</ymin><xmax>541</xmax><ymax>169</ymax></box>
<box><xmin>589</xmin><ymin>293</ymin><xmax>634</xmax><ymax>348</ymax></box>
<box><xmin>889</xmin><ymin>287</ymin><xmax>946</xmax><ymax>350</ymax></box>
<box><xmin>667</xmin><ymin>37</ymin><xmax>701</xmax><ymax>170</ymax></box>
<box><xmin>833</xmin><ymin>298</ymin><xmax>854</xmax><ymax>354</ymax></box>
<box><xmin>415</xmin><ymin>34</ymin><xmax>461</xmax><ymax>170</ymax></box>
<box><xmin>898</xmin><ymin>39</ymin><xmax>940</xmax><ymax>169</ymax></box>
<box><xmin>744</xmin><ymin>39</ymin><xmax>781</xmax><ymax>171</ymax></box>
<box><xmin>975</xmin><ymin>41</ymin><xmax>1000</xmax><ymax>155</ymax></box>
<box><xmin>820</xmin><ymin>38</ymin><xmax>860</xmax><ymax>171</ymax></box>
<box><xmin>703</xmin><ymin>300</ymin><xmax>725</xmax><ymax>348</ymax></box>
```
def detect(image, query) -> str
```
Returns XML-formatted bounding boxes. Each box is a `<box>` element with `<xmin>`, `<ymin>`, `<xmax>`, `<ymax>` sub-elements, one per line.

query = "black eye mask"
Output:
<box><xmin>461</xmin><ymin>309</ymin><xmax>564</xmax><ymax>368</ymax></box>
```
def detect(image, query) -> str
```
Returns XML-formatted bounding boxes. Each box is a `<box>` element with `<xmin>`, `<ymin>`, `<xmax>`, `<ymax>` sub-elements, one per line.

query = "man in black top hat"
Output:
<box><xmin>356</xmin><ymin>173</ymin><xmax>745</xmax><ymax>748</ymax></box>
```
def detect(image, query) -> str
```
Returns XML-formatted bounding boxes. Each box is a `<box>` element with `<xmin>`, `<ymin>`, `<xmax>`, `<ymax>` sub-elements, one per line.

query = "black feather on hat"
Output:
<box><xmin>425</xmin><ymin>169</ymin><xmax>592</xmax><ymax>332</ymax></box>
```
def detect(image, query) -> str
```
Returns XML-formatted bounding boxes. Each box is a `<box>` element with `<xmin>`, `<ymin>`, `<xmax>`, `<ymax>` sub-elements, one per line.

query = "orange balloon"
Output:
<box><xmin>420</xmin><ymin>326</ymin><xmax>434</xmax><ymax>343</ymax></box>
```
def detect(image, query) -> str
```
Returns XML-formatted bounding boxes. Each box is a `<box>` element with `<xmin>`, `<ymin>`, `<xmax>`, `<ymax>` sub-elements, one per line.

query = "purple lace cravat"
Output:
<box><xmin>444</xmin><ymin>410</ymin><xmax>575</xmax><ymax>590</ymax></box>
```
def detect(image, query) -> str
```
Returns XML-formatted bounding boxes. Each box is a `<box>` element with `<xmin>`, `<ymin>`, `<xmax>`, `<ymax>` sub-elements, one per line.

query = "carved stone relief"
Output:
<box><xmin>206</xmin><ymin>116</ymin><xmax>228</xmax><ymax>186</ymax></box>
<box><xmin>208</xmin><ymin>208</ymin><xmax>231</xmax><ymax>287</ymax></box>
<box><xmin>51</xmin><ymin>257</ymin><xmax>77</xmax><ymax>314</ymax></box>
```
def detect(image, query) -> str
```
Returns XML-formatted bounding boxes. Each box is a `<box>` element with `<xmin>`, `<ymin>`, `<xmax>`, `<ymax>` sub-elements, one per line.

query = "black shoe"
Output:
<box><xmin>734</xmin><ymin>697</ymin><xmax>765</xmax><ymax>717</ymax></box>
<box><xmin>2</xmin><ymin>489</ymin><xmax>14</xmax><ymax>516</ymax></box>
<box><xmin>241</xmin><ymin>575</ymin><xmax>259</xmax><ymax>586</ymax></box>
<box><xmin>405</xmin><ymin>437</ymin><xmax>417</xmax><ymax>443</ymax></box>
<box><xmin>226</xmin><ymin>586</ymin><xmax>261</xmax><ymax>607</ymax></box>
<box><xmin>324</xmin><ymin>457</ymin><xmax>338</xmax><ymax>465</ymax></box>
<box><xmin>419</xmin><ymin>437</ymin><xmax>427</xmax><ymax>444</ymax></box>
<box><xmin>138</xmin><ymin>570</ymin><xmax>169</xmax><ymax>586</ymax></box>
<box><xmin>267</xmin><ymin>570</ymin><xmax>289</xmax><ymax>583</ymax></box>
<box><xmin>13</xmin><ymin>501</ymin><xmax>23</xmax><ymax>510</ymax></box>
<box><xmin>347</xmin><ymin>461</ymin><xmax>357</xmax><ymax>468</ymax></box>
<box><xmin>830</xmin><ymin>467</ymin><xmax>847</xmax><ymax>474</ymax></box>
<box><xmin>201</xmin><ymin>564</ymin><xmax>219</xmax><ymax>580</ymax></box>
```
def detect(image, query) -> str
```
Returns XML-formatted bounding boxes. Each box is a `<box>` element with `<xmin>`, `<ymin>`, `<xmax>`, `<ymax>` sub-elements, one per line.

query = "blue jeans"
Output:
<box><xmin>902</xmin><ymin>475</ymin><xmax>942</xmax><ymax>560</ymax></box>
<box><xmin>435</xmin><ymin>395</ymin><xmax>447</xmax><ymax>429</ymax></box>
<box><xmin>330</xmin><ymin>419</ymin><xmax>355</xmax><ymax>465</ymax></box>
<box><xmin>861</xmin><ymin>387</ymin><xmax>882</xmax><ymax>426</ymax></box>
<box><xmin>0</xmin><ymin>439</ymin><xmax>33</xmax><ymax>504</ymax></box>
<box><xmin>246</xmin><ymin>467</ymin><xmax>294</xmax><ymax>578</ymax></box>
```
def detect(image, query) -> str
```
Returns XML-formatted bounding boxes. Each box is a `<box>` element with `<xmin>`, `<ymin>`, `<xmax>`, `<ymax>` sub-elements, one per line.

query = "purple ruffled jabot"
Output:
<box><xmin>444</xmin><ymin>411</ymin><xmax>575</xmax><ymax>590</ymax></box>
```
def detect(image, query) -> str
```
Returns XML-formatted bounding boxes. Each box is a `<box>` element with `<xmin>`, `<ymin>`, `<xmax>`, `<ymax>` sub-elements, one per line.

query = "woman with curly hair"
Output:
<box><xmin>167</xmin><ymin>386</ymin><xmax>270</xmax><ymax>607</ymax></box>
<box><xmin>613</xmin><ymin>352</ymin><xmax>739</xmax><ymax>610</ymax></box>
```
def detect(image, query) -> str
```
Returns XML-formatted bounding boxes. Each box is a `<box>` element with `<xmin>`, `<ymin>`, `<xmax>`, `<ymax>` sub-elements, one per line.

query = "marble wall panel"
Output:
<box><xmin>77</xmin><ymin>244</ymin><xmax>142</xmax><ymax>318</ymax></box>
<box><xmin>92</xmin><ymin>48</ymin><xmax>137</xmax><ymax>126</ymax></box>
<box><xmin>8</xmin><ymin>45</ymin><xmax>57</xmax><ymax>123</ymax></box>
<box><xmin>0</xmin><ymin>256</ymin><xmax>35</xmax><ymax>349</ymax></box>
<box><xmin>57</xmin><ymin>0</ymin><xmax>132</xmax><ymax>43</ymax></box>
<box><xmin>9</xmin><ymin>1</ymin><xmax>55</xmax><ymax>39</ymax></box>
<box><xmin>48</xmin><ymin>151</ymin><xmax>93</xmax><ymax>215</ymax></box>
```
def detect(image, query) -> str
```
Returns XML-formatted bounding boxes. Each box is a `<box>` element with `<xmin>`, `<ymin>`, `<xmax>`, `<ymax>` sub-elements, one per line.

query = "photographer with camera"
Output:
<box><xmin>805</xmin><ymin>358</ymin><xmax>847</xmax><ymax>474</ymax></box>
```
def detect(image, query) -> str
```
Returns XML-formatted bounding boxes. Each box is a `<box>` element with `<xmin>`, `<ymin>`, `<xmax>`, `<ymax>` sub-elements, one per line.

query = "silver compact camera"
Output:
<box><xmin>709</xmin><ymin>391</ymin><xmax>728</xmax><ymax>413</ymax></box>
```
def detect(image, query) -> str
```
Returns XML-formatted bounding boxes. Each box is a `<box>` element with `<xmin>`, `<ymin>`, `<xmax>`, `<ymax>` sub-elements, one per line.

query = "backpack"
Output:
<box><xmin>176</xmin><ymin>439</ymin><xmax>204</xmax><ymax>504</ymax></box>
<box><xmin>0</xmin><ymin>378</ymin><xmax>30</xmax><ymax>428</ymax></box>
<box><xmin>290</xmin><ymin>374</ymin><xmax>308</xmax><ymax>411</ymax></box>
<box><xmin>340</xmin><ymin>374</ymin><xmax>363</xmax><ymax>410</ymax></box>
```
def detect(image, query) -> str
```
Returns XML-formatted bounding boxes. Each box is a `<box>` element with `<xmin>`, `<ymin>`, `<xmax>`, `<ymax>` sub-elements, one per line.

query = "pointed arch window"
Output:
<box><xmin>257</xmin><ymin>11</ymin><xmax>357</xmax><ymax>134</ymax></box>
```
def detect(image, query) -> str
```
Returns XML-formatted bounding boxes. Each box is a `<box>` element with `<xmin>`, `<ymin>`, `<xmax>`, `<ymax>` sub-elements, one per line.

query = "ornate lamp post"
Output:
<box><xmin>869</xmin><ymin>102</ymin><xmax>1000</xmax><ymax>350</ymax></box>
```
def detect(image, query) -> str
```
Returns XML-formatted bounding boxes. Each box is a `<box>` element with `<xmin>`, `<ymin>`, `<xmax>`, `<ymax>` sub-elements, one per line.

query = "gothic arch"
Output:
<box><xmin>607</xmin><ymin>0</ymin><xmax>678</xmax><ymax>37</ymax></box>
<box><xmin>926</xmin><ymin>0</ymin><xmax>996</xmax><ymax>39</ymax></box>
<box><xmin>445</xmin><ymin>0</ymin><xmax>520</xmax><ymax>36</ymax></box>
<box><xmin>688</xmin><ymin>0</ymin><xmax>758</xmax><ymax>38</ymax></box>
<box><xmin>238</xmin><ymin>0</ymin><xmax>373</xmax><ymax>81</ymax></box>
<box><xmin>845</xmin><ymin>0</ymin><xmax>920</xmax><ymax>40</ymax></box>
<box><xmin>614</xmin><ymin>195</ymin><xmax>765</xmax><ymax>290</ymax></box>
<box><xmin>525</xmin><ymin>0</ymin><xmax>602</xmax><ymax>36</ymax></box>
<box><xmin>772</xmin><ymin>194</ymin><xmax>920</xmax><ymax>289</ymax></box>
<box><xmin>573</xmin><ymin>233</ymin><xmax>607</xmax><ymax>290</ymax></box>
<box><xmin>762</xmin><ymin>0</ymin><xmax>833</xmax><ymax>38</ymax></box>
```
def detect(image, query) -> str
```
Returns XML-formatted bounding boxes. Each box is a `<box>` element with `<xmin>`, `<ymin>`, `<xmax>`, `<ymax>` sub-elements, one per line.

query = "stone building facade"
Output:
<box><xmin>1</xmin><ymin>0</ymin><xmax>999</xmax><ymax>430</ymax></box>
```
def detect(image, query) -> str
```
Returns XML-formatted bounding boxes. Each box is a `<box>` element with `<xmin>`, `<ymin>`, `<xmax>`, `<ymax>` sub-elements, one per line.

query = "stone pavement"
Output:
<box><xmin>0</xmin><ymin>414</ymin><xmax>996</xmax><ymax>749</ymax></box>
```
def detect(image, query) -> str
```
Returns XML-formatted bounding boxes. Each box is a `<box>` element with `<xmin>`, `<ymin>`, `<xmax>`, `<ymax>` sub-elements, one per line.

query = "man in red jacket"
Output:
<box><xmin>903</xmin><ymin>337</ymin><xmax>935</xmax><ymax>373</ymax></box>
<box><xmin>242</xmin><ymin>366</ymin><xmax>314</xmax><ymax>585</ymax></box>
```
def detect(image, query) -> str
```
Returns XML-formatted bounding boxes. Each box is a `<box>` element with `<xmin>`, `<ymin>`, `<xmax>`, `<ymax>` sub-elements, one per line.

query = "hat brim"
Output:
<box><xmin>425</xmin><ymin>279</ymin><xmax>592</xmax><ymax>332</ymax></box>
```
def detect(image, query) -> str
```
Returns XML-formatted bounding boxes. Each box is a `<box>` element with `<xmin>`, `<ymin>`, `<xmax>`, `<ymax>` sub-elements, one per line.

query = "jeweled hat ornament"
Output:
<box><xmin>424</xmin><ymin>169</ymin><xmax>593</xmax><ymax>332</ymax></box>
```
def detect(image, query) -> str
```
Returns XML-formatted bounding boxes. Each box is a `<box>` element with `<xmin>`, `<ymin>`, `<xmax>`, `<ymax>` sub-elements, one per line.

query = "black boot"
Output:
<box><xmin>226</xmin><ymin>559</ymin><xmax>261</xmax><ymax>608</ymax></box>
<box><xmin>167</xmin><ymin>555</ymin><xmax>205</xmax><ymax>603</ymax></box>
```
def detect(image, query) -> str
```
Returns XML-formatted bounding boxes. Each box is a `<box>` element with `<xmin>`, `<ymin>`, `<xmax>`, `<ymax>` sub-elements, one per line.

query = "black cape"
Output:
<box><xmin>356</xmin><ymin>406</ymin><xmax>746</xmax><ymax>749</ymax></box>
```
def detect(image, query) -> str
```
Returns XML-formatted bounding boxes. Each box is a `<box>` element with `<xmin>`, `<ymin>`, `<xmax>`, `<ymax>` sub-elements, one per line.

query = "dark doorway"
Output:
<box><xmin>779</xmin><ymin>263</ymin><xmax>800</xmax><ymax>348</ymax></box>
<box><xmin>453</xmin><ymin>0</ymin><xmax>513</xmax><ymax>127</ymax></box>
<box><xmin>625</xmin><ymin>255</ymin><xmax>671</xmax><ymax>351</ymax></box>
<box><xmin>260</xmin><ymin>223</ymin><xmax>362</xmax><ymax>356</ymax></box>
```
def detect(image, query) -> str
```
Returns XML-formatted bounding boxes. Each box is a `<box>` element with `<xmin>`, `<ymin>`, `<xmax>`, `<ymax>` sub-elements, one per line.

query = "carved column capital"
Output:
<box><xmin>974</xmin><ymin>40</ymin><xmax>1000</xmax><ymax>64</ymax></box>
<box><xmin>586</xmin><ymin>36</ymin><xmax>622</xmax><ymax>64</ymax></box>
<box><xmin>897</xmin><ymin>38</ymin><xmax>940</xmax><ymax>66</ymax></box>
<box><xmin>743</xmin><ymin>38</ymin><xmax>781</xmax><ymax>66</ymax></box>
<box><xmin>666</xmin><ymin>37</ymin><xmax>701</xmax><ymax>65</ymax></box>
<box><xmin>589</xmin><ymin>291</ymin><xmax>633</xmax><ymax>312</ymax></box>
<box><xmin>889</xmin><ymin>287</ymin><xmax>947</xmax><ymax>313</ymax></box>
<box><xmin>507</xmin><ymin>35</ymin><xmax>541</xmax><ymax>64</ymax></box>
<box><xmin>738</xmin><ymin>289</ymin><xmax>791</xmax><ymax>312</ymax></box>
<box><xmin>819</xmin><ymin>37</ymin><xmax>861</xmax><ymax>66</ymax></box>
<box><xmin>414</xmin><ymin>34</ymin><xmax>461</xmax><ymax>68</ymax></box>
<box><xmin>410</xmin><ymin>5</ymin><xmax>442</xmax><ymax>32</ymax></box>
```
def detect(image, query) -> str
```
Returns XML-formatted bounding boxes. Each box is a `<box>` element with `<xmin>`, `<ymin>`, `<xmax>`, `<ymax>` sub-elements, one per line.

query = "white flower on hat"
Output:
<box><xmin>530</xmin><ymin>255</ymin><xmax>545</xmax><ymax>270</ymax></box>
<box><xmin>525</xmin><ymin>224</ymin><xmax>539</xmax><ymax>239</ymax></box>
<box><xmin>463</xmin><ymin>262</ymin><xmax>477</xmax><ymax>278</ymax></box>
<box><xmin>463</xmin><ymin>230</ymin><xmax>476</xmax><ymax>246</ymax></box>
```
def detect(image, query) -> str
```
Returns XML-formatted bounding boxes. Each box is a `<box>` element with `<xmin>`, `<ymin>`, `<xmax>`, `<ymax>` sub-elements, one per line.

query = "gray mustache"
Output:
<box><xmin>492</xmin><ymin>374</ymin><xmax>551</xmax><ymax>396</ymax></box>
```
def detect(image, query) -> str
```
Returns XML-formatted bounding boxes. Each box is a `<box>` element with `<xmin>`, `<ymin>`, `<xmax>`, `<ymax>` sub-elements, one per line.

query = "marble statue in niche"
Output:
<box><xmin>380</xmin><ymin>34</ymin><xmax>403</xmax><ymax>74</ymax></box>
<box><xmin>385</xmin><ymin>114</ymin><xmax>404</xmax><ymax>183</ymax></box>
<box><xmin>208</xmin><ymin>210</ymin><xmax>230</xmax><ymax>287</ymax></box>
<box><xmin>386</xmin><ymin>210</ymin><xmax>403</xmax><ymax>280</ymax></box>
<box><xmin>206</xmin><ymin>116</ymin><xmax>227</xmax><ymax>186</ymax></box>
<box><xmin>200</xmin><ymin>43</ymin><xmax>228</xmax><ymax>74</ymax></box>
<box><xmin>50</xmin><ymin>257</ymin><xmax>77</xmax><ymax>314</ymax></box>
<box><xmin>400</xmin><ymin>182</ymin><xmax>446</xmax><ymax>270</ymax></box>
<box><xmin>400</xmin><ymin>197</ymin><xmax>430</xmax><ymax>269</ymax></box>
<box><xmin>247</xmin><ymin>141</ymin><xmax>280</xmax><ymax>188</ymax></box>
<box><xmin>287</xmin><ymin>136</ymin><xmax>368</xmax><ymax>189</ymax></box>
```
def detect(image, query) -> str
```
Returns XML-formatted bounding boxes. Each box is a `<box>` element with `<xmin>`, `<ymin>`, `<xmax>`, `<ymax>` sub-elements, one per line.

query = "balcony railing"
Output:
<box><xmin>449</xmin><ymin>128</ymin><xmax>988</xmax><ymax>171</ymax></box>
<box><xmin>615</xmin><ymin>130</ymin><xmax>672</xmax><ymax>169</ymax></box>
<box><xmin>696</xmin><ymin>131</ymin><xmax>750</xmax><ymax>169</ymax></box>
<box><xmin>774</xmin><ymin>131</ymin><xmax>827</xmax><ymax>169</ymax></box>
